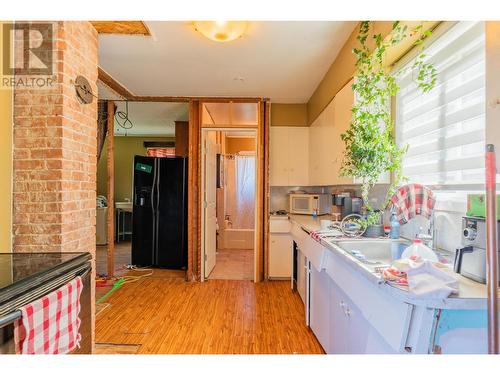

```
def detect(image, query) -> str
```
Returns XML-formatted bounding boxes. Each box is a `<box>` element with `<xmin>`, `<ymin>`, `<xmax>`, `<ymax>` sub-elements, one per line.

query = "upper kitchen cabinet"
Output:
<box><xmin>309</xmin><ymin>80</ymin><xmax>354</xmax><ymax>186</ymax></box>
<box><xmin>270</xmin><ymin>126</ymin><xmax>309</xmax><ymax>186</ymax></box>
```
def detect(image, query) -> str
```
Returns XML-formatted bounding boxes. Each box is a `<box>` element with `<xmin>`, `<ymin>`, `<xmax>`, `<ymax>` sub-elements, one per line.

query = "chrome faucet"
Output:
<box><xmin>416</xmin><ymin>213</ymin><xmax>437</xmax><ymax>251</ymax></box>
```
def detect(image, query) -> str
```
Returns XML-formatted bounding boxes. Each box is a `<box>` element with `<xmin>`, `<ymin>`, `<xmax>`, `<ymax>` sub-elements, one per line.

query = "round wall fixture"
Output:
<box><xmin>75</xmin><ymin>75</ymin><xmax>94</xmax><ymax>104</ymax></box>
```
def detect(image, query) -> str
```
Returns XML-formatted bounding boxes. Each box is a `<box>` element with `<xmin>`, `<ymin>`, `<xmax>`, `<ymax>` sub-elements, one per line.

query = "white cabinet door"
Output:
<box><xmin>270</xmin><ymin>127</ymin><xmax>289</xmax><ymax>186</ymax></box>
<box><xmin>269</xmin><ymin>233</ymin><xmax>292</xmax><ymax>278</ymax></box>
<box><xmin>308</xmin><ymin>94</ymin><xmax>346</xmax><ymax>186</ymax></box>
<box><xmin>317</xmin><ymin>101</ymin><xmax>336</xmax><ymax>186</ymax></box>
<box><xmin>331</xmin><ymin>80</ymin><xmax>354</xmax><ymax>185</ymax></box>
<box><xmin>309</xmin><ymin>265</ymin><xmax>331</xmax><ymax>353</ymax></box>
<box><xmin>329</xmin><ymin>278</ymin><xmax>397</xmax><ymax>354</ymax></box>
<box><xmin>270</xmin><ymin>126</ymin><xmax>309</xmax><ymax>186</ymax></box>
<box><xmin>308</xmin><ymin>119</ymin><xmax>321</xmax><ymax>186</ymax></box>
<box><xmin>288</xmin><ymin>127</ymin><xmax>309</xmax><ymax>186</ymax></box>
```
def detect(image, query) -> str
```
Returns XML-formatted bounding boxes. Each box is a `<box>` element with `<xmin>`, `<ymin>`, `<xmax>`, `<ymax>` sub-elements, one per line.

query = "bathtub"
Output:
<box><xmin>219</xmin><ymin>228</ymin><xmax>254</xmax><ymax>250</ymax></box>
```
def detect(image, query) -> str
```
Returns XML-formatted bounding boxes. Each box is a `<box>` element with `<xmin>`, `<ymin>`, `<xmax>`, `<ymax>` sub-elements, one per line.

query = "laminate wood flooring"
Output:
<box><xmin>95</xmin><ymin>269</ymin><xmax>323</xmax><ymax>354</ymax></box>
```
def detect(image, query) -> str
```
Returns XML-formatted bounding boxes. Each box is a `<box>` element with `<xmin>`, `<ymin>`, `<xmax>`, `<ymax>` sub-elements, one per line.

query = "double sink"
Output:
<box><xmin>328</xmin><ymin>238</ymin><xmax>410</xmax><ymax>272</ymax></box>
<box><xmin>327</xmin><ymin>238</ymin><xmax>454</xmax><ymax>272</ymax></box>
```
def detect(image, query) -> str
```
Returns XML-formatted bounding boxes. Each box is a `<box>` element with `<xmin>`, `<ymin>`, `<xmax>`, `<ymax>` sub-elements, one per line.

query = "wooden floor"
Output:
<box><xmin>209</xmin><ymin>249</ymin><xmax>254</xmax><ymax>280</ymax></box>
<box><xmin>95</xmin><ymin>269</ymin><xmax>324</xmax><ymax>354</ymax></box>
<box><xmin>96</xmin><ymin>241</ymin><xmax>131</xmax><ymax>277</ymax></box>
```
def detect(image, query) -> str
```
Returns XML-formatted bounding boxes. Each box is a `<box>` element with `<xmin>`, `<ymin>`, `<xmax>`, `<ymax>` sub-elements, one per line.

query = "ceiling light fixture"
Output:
<box><xmin>193</xmin><ymin>21</ymin><xmax>248</xmax><ymax>42</ymax></box>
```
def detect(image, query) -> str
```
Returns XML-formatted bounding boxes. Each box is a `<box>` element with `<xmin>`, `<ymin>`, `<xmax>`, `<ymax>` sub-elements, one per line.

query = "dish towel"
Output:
<box><xmin>406</xmin><ymin>261</ymin><xmax>459</xmax><ymax>299</ymax></box>
<box><xmin>14</xmin><ymin>276</ymin><xmax>83</xmax><ymax>354</ymax></box>
<box><xmin>390</xmin><ymin>183</ymin><xmax>436</xmax><ymax>225</ymax></box>
<box><xmin>310</xmin><ymin>229</ymin><xmax>343</xmax><ymax>242</ymax></box>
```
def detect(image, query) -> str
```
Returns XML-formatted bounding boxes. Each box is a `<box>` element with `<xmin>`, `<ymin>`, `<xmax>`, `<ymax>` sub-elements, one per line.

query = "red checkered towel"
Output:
<box><xmin>390</xmin><ymin>184</ymin><xmax>436</xmax><ymax>225</ymax></box>
<box><xmin>310</xmin><ymin>230</ymin><xmax>322</xmax><ymax>242</ymax></box>
<box><xmin>14</xmin><ymin>276</ymin><xmax>83</xmax><ymax>354</ymax></box>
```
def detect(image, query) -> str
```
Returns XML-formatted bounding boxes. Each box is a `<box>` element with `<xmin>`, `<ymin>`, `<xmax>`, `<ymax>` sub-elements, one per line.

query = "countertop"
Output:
<box><xmin>288</xmin><ymin>214</ymin><xmax>497</xmax><ymax>310</ymax></box>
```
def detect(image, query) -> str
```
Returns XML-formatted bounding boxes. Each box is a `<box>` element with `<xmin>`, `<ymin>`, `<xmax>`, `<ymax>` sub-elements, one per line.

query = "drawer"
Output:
<box><xmin>290</xmin><ymin>222</ymin><xmax>308</xmax><ymax>249</ymax></box>
<box><xmin>290</xmin><ymin>223</ymin><xmax>327</xmax><ymax>272</ymax></box>
<box><xmin>270</xmin><ymin>218</ymin><xmax>291</xmax><ymax>233</ymax></box>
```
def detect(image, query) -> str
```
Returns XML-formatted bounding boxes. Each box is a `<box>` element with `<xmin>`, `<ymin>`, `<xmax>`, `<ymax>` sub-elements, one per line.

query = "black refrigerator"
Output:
<box><xmin>131</xmin><ymin>156</ymin><xmax>188</xmax><ymax>269</ymax></box>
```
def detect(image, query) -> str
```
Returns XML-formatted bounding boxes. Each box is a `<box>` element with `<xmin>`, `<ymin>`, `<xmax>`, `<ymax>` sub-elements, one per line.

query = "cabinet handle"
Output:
<box><xmin>340</xmin><ymin>300</ymin><xmax>350</xmax><ymax>317</ymax></box>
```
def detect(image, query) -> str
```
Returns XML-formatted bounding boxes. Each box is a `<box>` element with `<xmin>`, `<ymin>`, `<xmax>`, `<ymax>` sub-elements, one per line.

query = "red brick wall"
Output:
<box><xmin>13</xmin><ymin>21</ymin><xmax>98</xmax><ymax>254</ymax></box>
<box><xmin>12</xmin><ymin>21</ymin><xmax>98</xmax><ymax>350</ymax></box>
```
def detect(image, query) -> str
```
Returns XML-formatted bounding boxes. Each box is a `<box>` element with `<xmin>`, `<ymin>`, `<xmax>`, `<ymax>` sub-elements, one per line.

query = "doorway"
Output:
<box><xmin>202</xmin><ymin>129</ymin><xmax>257</xmax><ymax>281</ymax></box>
<box><xmin>95</xmin><ymin>100</ymin><xmax>189</xmax><ymax>278</ymax></box>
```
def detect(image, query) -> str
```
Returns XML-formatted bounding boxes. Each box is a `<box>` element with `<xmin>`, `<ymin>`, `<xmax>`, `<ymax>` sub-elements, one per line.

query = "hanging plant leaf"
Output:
<box><xmin>340</xmin><ymin>21</ymin><xmax>437</xmax><ymax>227</ymax></box>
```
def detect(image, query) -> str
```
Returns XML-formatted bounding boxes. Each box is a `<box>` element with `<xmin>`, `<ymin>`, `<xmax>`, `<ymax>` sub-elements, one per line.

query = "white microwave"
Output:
<box><xmin>288</xmin><ymin>193</ymin><xmax>331</xmax><ymax>215</ymax></box>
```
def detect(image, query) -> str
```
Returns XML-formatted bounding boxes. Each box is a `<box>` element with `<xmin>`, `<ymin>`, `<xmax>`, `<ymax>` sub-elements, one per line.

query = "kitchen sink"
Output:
<box><xmin>329</xmin><ymin>239</ymin><xmax>411</xmax><ymax>271</ymax></box>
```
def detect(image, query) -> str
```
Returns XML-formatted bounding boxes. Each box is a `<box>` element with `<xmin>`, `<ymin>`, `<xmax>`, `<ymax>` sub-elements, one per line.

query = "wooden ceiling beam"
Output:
<box><xmin>98</xmin><ymin>67</ymin><xmax>268</xmax><ymax>103</ymax></box>
<box><xmin>98</xmin><ymin>67</ymin><xmax>135</xmax><ymax>99</ymax></box>
<box><xmin>91</xmin><ymin>21</ymin><xmax>151</xmax><ymax>36</ymax></box>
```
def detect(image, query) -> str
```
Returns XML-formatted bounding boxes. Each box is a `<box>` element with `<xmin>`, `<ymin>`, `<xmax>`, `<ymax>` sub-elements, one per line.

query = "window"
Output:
<box><xmin>394</xmin><ymin>22</ymin><xmax>485</xmax><ymax>189</ymax></box>
<box><xmin>146</xmin><ymin>148</ymin><xmax>176</xmax><ymax>157</ymax></box>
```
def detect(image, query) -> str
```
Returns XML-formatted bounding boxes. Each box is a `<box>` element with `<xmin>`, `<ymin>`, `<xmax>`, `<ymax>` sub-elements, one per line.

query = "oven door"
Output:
<box><xmin>0</xmin><ymin>264</ymin><xmax>92</xmax><ymax>354</ymax></box>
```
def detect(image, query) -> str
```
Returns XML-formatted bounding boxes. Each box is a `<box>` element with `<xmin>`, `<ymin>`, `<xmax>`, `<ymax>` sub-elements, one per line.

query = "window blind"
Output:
<box><xmin>395</xmin><ymin>22</ymin><xmax>485</xmax><ymax>188</ymax></box>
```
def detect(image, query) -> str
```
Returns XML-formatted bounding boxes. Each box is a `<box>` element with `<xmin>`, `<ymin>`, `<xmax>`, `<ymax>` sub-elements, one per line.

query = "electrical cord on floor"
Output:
<box><xmin>121</xmin><ymin>264</ymin><xmax>154</xmax><ymax>284</ymax></box>
<box><xmin>96</xmin><ymin>266</ymin><xmax>154</xmax><ymax>304</ymax></box>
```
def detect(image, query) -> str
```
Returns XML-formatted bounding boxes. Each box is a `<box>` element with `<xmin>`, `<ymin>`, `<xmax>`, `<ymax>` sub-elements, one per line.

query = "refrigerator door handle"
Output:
<box><xmin>155</xmin><ymin>159</ymin><xmax>161</xmax><ymax>265</ymax></box>
<box><xmin>151</xmin><ymin>158</ymin><xmax>158</xmax><ymax>264</ymax></box>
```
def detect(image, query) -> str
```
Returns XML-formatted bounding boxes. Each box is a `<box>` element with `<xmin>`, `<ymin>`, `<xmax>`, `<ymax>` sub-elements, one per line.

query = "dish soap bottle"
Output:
<box><xmin>389</xmin><ymin>211</ymin><xmax>400</xmax><ymax>239</ymax></box>
<box><xmin>312</xmin><ymin>208</ymin><xmax>318</xmax><ymax>219</ymax></box>
<box><xmin>390</xmin><ymin>211</ymin><xmax>401</xmax><ymax>260</ymax></box>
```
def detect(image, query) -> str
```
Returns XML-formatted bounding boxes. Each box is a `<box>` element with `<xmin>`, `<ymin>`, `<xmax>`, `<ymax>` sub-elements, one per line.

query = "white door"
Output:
<box><xmin>204</xmin><ymin>131</ymin><xmax>218</xmax><ymax>278</ymax></box>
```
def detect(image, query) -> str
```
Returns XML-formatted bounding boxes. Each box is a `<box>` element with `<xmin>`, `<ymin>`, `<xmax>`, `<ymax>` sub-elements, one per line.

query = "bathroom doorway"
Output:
<box><xmin>202</xmin><ymin>127</ymin><xmax>258</xmax><ymax>281</ymax></box>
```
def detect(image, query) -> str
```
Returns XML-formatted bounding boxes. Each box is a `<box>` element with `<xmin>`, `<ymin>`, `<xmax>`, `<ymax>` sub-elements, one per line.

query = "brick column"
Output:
<box><xmin>12</xmin><ymin>21</ymin><xmax>98</xmax><ymax>349</ymax></box>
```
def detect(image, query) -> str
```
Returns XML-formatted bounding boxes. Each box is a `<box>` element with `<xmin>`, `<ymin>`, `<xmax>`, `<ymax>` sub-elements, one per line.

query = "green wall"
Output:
<box><xmin>97</xmin><ymin>136</ymin><xmax>173</xmax><ymax>202</ymax></box>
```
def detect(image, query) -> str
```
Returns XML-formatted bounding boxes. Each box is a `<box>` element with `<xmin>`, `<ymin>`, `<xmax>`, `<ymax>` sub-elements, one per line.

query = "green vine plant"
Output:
<box><xmin>340</xmin><ymin>21</ymin><xmax>437</xmax><ymax>229</ymax></box>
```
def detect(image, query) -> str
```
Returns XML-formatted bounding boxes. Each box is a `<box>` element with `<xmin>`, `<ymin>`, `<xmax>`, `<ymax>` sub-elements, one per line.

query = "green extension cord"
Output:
<box><xmin>96</xmin><ymin>277</ymin><xmax>125</xmax><ymax>304</ymax></box>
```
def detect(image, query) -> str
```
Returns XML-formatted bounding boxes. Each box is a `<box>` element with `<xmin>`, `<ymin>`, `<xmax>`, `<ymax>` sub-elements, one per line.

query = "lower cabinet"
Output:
<box><xmin>294</xmin><ymin>229</ymin><xmax>407</xmax><ymax>354</ymax></box>
<box><xmin>269</xmin><ymin>234</ymin><xmax>292</xmax><ymax>279</ymax></box>
<box><xmin>308</xmin><ymin>260</ymin><xmax>397</xmax><ymax>354</ymax></box>
<box><xmin>309</xmin><ymin>265</ymin><xmax>331</xmax><ymax>352</ymax></box>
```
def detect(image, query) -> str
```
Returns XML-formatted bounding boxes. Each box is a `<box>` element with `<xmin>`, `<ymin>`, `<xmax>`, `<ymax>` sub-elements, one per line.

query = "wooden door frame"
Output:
<box><xmin>187</xmin><ymin>99</ymin><xmax>270</xmax><ymax>282</ymax></box>
<box><xmin>106</xmin><ymin>101</ymin><xmax>115</xmax><ymax>278</ymax></box>
<box><xmin>199</xmin><ymin>127</ymin><xmax>259</xmax><ymax>282</ymax></box>
<box><xmin>96</xmin><ymin>90</ymin><xmax>269</xmax><ymax>282</ymax></box>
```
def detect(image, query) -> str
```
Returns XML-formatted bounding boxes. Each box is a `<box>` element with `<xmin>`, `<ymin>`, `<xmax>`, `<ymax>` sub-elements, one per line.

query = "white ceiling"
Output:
<box><xmin>113</xmin><ymin>101</ymin><xmax>189</xmax><ymax>136</ymax></box>
<box><xmin>98</xmin><ymin>21</ymin><xmax>357</xmax><ymax>103</ymax></box>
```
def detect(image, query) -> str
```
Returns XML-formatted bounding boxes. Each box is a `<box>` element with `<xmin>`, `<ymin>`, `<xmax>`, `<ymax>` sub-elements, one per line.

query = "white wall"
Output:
<box><xmin>486</xmin><ymin>22</ymin><xmax>500</xmax><ymax>168</ymax></box>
